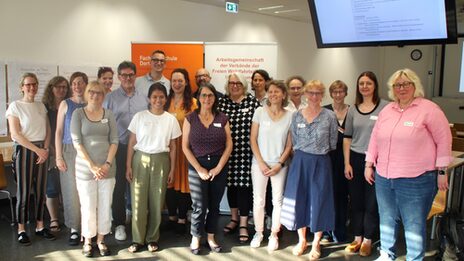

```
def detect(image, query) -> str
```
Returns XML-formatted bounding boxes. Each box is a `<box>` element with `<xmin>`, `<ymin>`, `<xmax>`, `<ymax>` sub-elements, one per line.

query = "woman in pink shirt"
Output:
<box><xmin>365</xmin><ymin>68</ymin><xmax>452</xmax><ymax>261</ymax></box>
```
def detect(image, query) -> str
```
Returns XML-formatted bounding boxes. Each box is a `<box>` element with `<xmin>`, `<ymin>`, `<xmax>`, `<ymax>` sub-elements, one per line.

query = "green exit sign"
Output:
<box><xmin>226</xmin><ymin>2</ymin><xmax>238</xmax><ymax>13</ymax></box>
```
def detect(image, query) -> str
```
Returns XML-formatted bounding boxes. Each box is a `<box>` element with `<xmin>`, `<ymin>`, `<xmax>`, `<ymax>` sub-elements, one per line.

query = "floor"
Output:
<box><xmin>0</xmin><ymin>198</ymin><xmax>444</xmax><ymax>261</ymax></box>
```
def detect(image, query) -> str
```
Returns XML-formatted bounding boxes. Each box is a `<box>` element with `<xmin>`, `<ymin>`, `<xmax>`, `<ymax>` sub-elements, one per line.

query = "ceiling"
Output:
<box><xmin>181</xmin><ymin>0</ymin><xmax>311</xmax><ymax>23</ymax></box>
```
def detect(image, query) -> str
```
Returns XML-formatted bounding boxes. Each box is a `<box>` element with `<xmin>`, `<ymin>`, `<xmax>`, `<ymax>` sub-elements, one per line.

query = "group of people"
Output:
<box><xmin>5</xmin><ymin>48</ymin><xmax>453</xmax><ymax>261</ymax></box>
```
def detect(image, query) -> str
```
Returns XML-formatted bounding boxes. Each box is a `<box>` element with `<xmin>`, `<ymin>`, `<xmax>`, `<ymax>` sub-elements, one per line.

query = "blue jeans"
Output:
<box><xmin>375</xmin><ymin>171</ymin><xmax>437</xmax><ymax>261</ymax></box>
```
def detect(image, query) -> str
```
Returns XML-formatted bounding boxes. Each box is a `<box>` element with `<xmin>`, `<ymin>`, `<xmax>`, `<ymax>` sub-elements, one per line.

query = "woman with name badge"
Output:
<box><xmin>183</xmin><ymin>83</ymin><xmax>233</xmax><ymax>255</ymax></box>
<box><xmin>365</xmin><ymin>69</ymin><xmax>452</xmax><ymax>261</ymax></box>
<box><xmin>281</xmin><ymin>80</ymin><xmax>338</xmax><ymax>260</ymax></box>
<box><xmin>218</xmin><ymin>73</ymin><xmax>261</xmax><ymax>243</ymax></box>
<box><xmin>165</xmin><ymin>68</ymin><xmax>197</xmax><ymax>234</ymax></box>
<box><xmin>343</xmin><ymin>71</ymin><xmax>388</xmax><ymax>257</ymax></box>
<box><xmin>126</xmin><ymin>83</ymin><xmax>181</xmax><ymax>253</ymax></box>
<box><xmin>249</xmin><ymin>80</ymin><xmax>292</xmax><ymax>252</ymax></box>
<box><xmin>71</xmin><ymin>81</ymin><xmax>118</xmax><ymax>257</ymax></box>
<box><xmin>6</xmin><ymin>73</ymin><xmax>55</xmax><ymax>246</ymax></box>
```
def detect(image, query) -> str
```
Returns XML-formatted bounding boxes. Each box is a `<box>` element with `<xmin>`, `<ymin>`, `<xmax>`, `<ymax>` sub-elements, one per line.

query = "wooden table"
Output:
<box><xmin>453</xmin><ymin>150</ymin><xmax>464</xmax><ymax>158</ymax></box>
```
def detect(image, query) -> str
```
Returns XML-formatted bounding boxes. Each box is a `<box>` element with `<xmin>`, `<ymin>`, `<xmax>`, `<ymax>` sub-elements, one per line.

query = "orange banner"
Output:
<box><xmin>131</xmin><ymin>42</ymin><xmax>204</xmax><ymax>92</ymax></box>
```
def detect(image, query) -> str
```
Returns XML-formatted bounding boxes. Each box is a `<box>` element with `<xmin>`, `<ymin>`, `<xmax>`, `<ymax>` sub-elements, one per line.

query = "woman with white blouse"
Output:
<box><xmin>249</xmin><ymin>80</ymin><xmax>292</xmax><ymax>252</ymax></box>
<box><xmin>126</xmin><ymin>83</ymin><xmax>181</xmax><ymax>253</ymax></box>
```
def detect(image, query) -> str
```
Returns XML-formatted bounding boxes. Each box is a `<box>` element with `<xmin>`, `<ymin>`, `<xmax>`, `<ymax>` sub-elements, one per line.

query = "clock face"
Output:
<box><xmin>411</xmin><ymin>49</ymin><xmax>422</xmax><ymax>61</ymax></box>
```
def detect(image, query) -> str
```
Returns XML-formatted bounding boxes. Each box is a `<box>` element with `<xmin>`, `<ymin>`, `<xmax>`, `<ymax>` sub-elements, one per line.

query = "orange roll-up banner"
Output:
<box><xmin>131</xmin><ymin>42</ymin><xmax>204</xmax><ymax>93</ymax></box>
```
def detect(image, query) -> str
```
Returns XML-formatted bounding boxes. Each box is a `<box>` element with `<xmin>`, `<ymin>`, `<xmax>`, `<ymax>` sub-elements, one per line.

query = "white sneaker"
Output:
<box><xmin>250</xmin><ymin>232</ymin><xmax>263</xmax><ymax>248</ymax></box>
<box><xmin>115</xmin><ymin>225</ymin><xmax>127</xmax><ymax>241</ymax></box>
<box><xmin>267</xmin><ymin>234</ymin><xmax>279</xmax><ymax>252</ymax></box>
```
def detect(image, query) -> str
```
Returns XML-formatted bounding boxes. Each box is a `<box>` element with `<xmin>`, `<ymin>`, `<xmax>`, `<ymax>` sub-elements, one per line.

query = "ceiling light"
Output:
<box><xmin>274</xmin><ymin>9</ymin><xmax>299</xmax><ymax>14</ymax></box>
<box><xmin>258</xmin><ymin>5</ymin><xmax>284</xmax><ymax>11</ymax></box>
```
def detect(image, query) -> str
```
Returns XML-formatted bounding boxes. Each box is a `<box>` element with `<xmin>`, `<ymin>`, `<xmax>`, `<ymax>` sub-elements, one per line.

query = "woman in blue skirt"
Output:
<box><xmin>281</xmin><ymin>80</ymin><xmax>338</xmax><ymax>260</ymax></box>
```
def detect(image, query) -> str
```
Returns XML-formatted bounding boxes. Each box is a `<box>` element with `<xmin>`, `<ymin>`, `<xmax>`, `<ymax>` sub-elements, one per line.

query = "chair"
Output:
<box><xmin>454</xmin><ymin>123</ymin><xmax>464</xmax><ymax>138</ymax></box>
<box><xmin>452</xmin><ymin>137</ymin><xmax>464</xmax><ymax>152</ymax></box>
<box><xmin>0</xmin><ymin>154</ymin><xmax>15</xmax><ymax>226</ymax></box>
<box><xmin>451</xmin><ymin>127</ymin><xmax>457</xmax><ymax>138</ymax></box>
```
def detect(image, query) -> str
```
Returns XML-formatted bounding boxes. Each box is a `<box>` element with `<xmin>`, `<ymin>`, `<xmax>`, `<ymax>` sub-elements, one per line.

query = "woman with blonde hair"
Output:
<box><xmin>365</xmin><ymin>69</ymin><xmax>452</xmax><ymax>260</ymax></box>
<box><xmin>71</xmin><ymin>81</ymin><xmax>118</xmax><ymax>257</ymax></box>
<box><xmin>6</xmin><ymin>72</ymin><xmax>55</xmax><ymax>245</ymax></box>
<box><xmin>282</xmin><ymin>80</ymin><xmax>338</xmax><ymax>260</ymax></box>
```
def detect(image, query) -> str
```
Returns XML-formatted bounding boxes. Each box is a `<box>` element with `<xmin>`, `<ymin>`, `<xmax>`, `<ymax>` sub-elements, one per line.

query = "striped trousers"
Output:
<box><xmin>12</xmin><ymin>142</ymin><xmax>48</xmax><ymax>224</ymax></box>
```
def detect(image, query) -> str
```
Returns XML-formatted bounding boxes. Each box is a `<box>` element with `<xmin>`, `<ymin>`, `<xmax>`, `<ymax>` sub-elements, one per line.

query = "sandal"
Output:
<box><xmin>309</xmin><ymin>244</ymin><xmax>321</xmax><ymax>260</ymax></box>
<box><xmin>49</xmin><ymin>220</ymin><xmax>61</xmax><ymax>232</ymax></box>
<box><xmin>223</xmin><ymin>219</ymin><xmax>238</xmax><ymax>234</ymax></box>
<box><xmin>147</xmin><ymin>242</ymin><xmax>159</xmax><ymax>252</ymax></box>
<box><xmin>238</xmin><ymin>226</ymin><xmax>249</xmax><ymax>244</ymax></box>
<box><xmin>292</xmin><ymin>241</ymin><xmax>308</xmax><ymax>256</ymax></box>
<box><xmin>128</xmin><ymin>242</ymin><xmax>143</xmax><ymax>253</ymax></box>
<box><xmin>97</xmin><ymin>241</ymin><xmax>110</xmax><ymax>256</ymax></box>
<box><xmin>82</xmin><ymin>243</ymin><xmax>93</xmax><ymax>257</ymax></box>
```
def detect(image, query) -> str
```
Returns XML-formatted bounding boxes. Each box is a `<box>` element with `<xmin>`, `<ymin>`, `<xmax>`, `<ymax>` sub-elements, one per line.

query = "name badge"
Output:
<box><xmin>213</xmin><ymin>123</ymin><xmax>222</xmax><ymax>128</ymax></box>
<box><xmin>369</xmin><ymin>115</ymin><xmax>378</xmax><ymax>121</ymax></box>
<box><xmin>101</xmin><ymin>119</ymin><xmax>108</xmax><ymax>124</ymax></box>
<box><xmin>404</xmin><ymin>121</ymin><xmax>414</xmax><ymax>127</ymax></box>
<box><xmin>241</xmin><ymin>108</ymin><xmax>250</xmax><ymax>113</ymax></box>
<box><xmin>262</xmin><ymin>121</ymin><xmax>271</xmax><ymax>127</ymax></box>
<box><xmin>298</xmin><ymin>123</ymin><xmax>306</xmax><ymax>128</ymax></box>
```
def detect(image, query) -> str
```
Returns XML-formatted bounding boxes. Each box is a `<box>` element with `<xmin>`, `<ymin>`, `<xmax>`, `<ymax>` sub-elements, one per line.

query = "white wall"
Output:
<box><xmin>0</xmin><ymin>0</ymin><xmax>460</xmax><ymax>115</ymax></box>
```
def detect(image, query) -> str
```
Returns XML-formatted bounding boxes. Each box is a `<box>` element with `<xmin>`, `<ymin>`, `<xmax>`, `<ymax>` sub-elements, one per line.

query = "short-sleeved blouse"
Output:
<box><xmin>5</xmin><ymin>100</ymin><xmax>47</xmax><ymax>142</ymax></box>
<box><xmin>70</xmin><ymin>108</ymin><xmax>119</xmax><ymax>180</ymax></box>
<box><xmin>186</xmin><ymin>111</ymin><xmax>229</xmax><ymax>158</ymax></box>
<box><xmin>291</xmin><ymin>108</ymin><xmax>338</xmax><ymax>155</ymax></box>
<box><xmin>218</xmin><ymin>94</ymin><xmax>261</xmax><ymax>188</ymax></box>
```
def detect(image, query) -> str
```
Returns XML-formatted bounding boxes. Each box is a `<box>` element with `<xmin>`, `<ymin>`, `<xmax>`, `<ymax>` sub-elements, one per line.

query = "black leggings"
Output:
<box><xmin>348</xmin><ymin>150</ymin><xmax>379</xmax><ymax>239</ymax></box>
<box><xmin>165</xmin><ymin>189</ymin><xmax>191</xmax><ymax>220</ymax></box>
<box><xmin>227</xmin><ymin>185</ymin><xmax>252</xmax><ymax>217</ymax></box>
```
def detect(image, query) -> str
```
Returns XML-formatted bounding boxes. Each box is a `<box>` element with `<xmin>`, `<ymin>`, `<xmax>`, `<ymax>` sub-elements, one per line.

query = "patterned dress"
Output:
<box><xmin>218</xmin><ymin>94</ymin><xmax>260</xmax><ymax>188</ymax></box>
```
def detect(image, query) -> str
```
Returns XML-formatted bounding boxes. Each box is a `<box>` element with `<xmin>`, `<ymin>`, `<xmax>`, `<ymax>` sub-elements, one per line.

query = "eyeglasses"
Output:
<box><xmin>305</xmin><ymin>91</ymin><xmax>322</xmax><ymax>96</ymax></box>
<box><xmin>88</xmin><ymin>90</ymin><xmax>104</xmax><ymax>96</ymax></box>
<box><xmin>196</xmin><ymin>74</ymin><xmax>210</xmax><ymax>79</ymax></box>
<box><xmin>151</xmin><ymin>58</ymin><xmax>166</xmax><ymax>64</ymax></box>
<box><xmin>119</xmin><ymin>73</ymin><xmax>135</xmax><ymax>79</ymax></box>
<box><xmin>200</xmin><ymin>93</ymin><xmax>214</xmax><ymax>99</ymax></box>
<box><xmin>228</xmin><ymin>81</ymin><xmax>243</xmax><ymax>87</ymax></box>
<box><xmin>393</xmin><ymin>81</ymin><xmax>413</xmax><ymax>89</ymax></box>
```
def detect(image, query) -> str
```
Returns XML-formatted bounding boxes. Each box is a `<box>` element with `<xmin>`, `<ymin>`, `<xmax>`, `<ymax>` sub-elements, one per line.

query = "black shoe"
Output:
<box><xmin>161</xmin><ymin>220</ymin><xmax>177</xmax><ymax>231</ymax></box>
<box><xmin>176</xmin><ymin>223</ymin><xmax>187</xmax><ymax>235</ymax></box>
<box><xmin>35</xmin><ymin>228</ymin><xmax>56</xmax><ymax>241</ymax></box>
<box><xmin>69</xmin><ymin>232</ymin><xmax>80</xmax><ymax>246</ymax></box>
<box><xmin>18</xmin><ymin>232</ymin><xmax>31</xmax><ymax>246</ymax></box>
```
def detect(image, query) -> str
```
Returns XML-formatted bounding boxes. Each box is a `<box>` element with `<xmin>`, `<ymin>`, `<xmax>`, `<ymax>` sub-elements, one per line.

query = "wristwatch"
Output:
<box><xmin>438</xmin><ymin>168</ymin><xmax>446</xmax><ymax>175</ymax></box>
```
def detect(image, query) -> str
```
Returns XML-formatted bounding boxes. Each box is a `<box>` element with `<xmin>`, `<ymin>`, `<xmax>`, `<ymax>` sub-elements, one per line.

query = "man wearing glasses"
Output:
<box><xmin>104</xmin><ymin>61</ymin><xmax>149</xmax><ymax>242</ymax></box>
<box><xmin>193</xmin><ymin>68</ymin><xmax>223</xmax><ymax>98</ymax></box>
<box><xmin>135</xmin><ymin>50</ymin><xmax>170</xmax><ymax>96</ymax></box>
